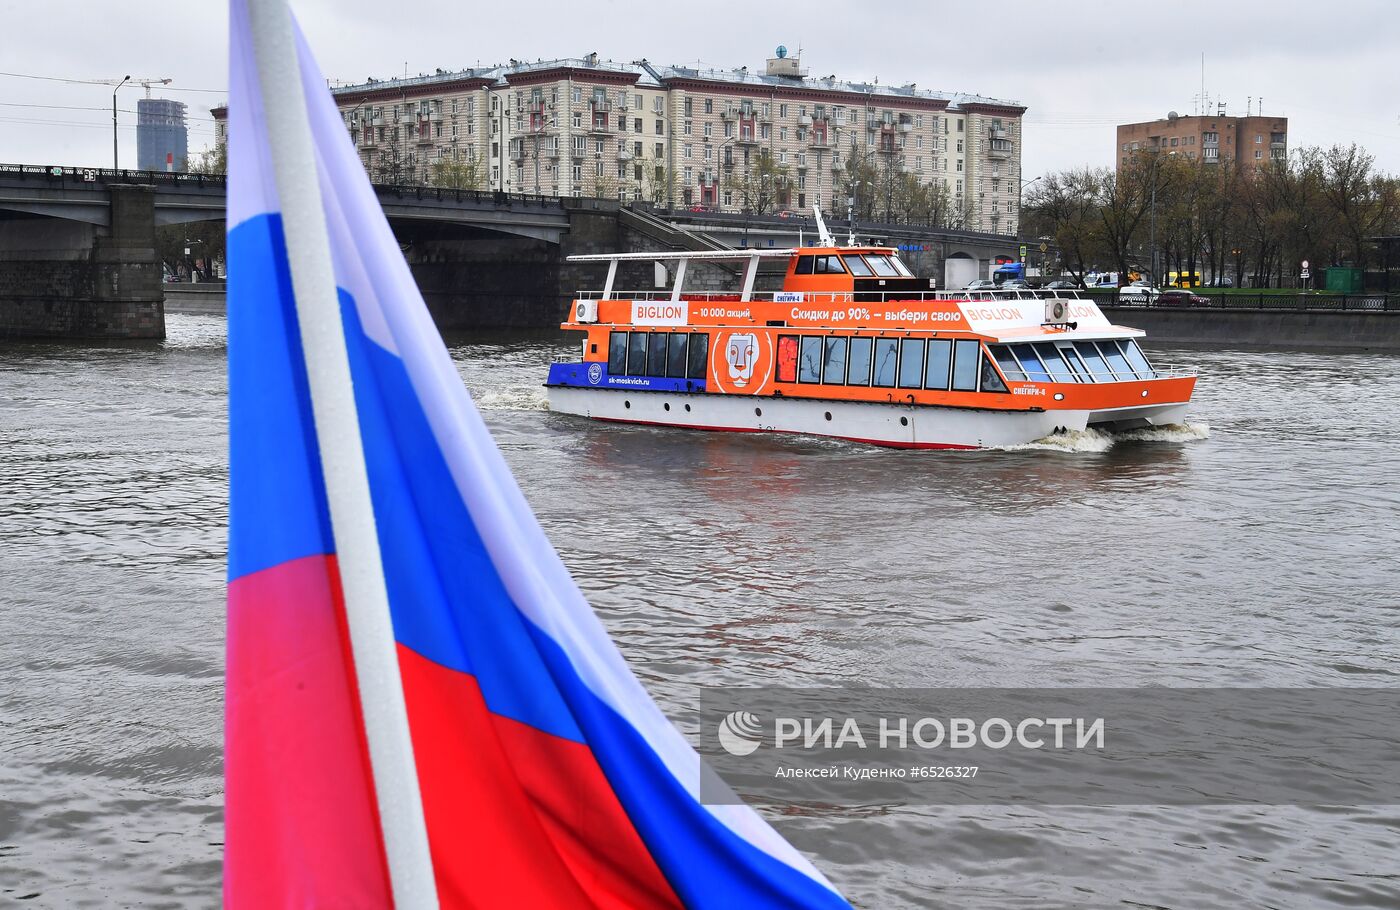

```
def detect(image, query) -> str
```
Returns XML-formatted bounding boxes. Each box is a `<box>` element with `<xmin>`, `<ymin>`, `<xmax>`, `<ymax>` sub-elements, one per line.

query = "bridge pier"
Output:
<box><xmin>0</xmin><ymin>184</ymin><xmax>163</xmax><ymax>340</ymax></box>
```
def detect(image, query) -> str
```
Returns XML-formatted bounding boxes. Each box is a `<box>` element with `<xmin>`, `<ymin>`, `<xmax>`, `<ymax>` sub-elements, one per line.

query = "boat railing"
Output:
<box><xmin>575</xmin><ymin>289</ymin><xmax>1097</xmax><ymax>303</ymax></box>
<box><xmin>1150</xmin><ymin>364</ymin><xmax>1198</xmax><ymax>379</ymax></box>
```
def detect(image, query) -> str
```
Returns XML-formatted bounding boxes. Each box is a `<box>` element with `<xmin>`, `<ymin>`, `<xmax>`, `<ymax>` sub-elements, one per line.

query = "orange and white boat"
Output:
<box><xmin>546</xmin><ymin>215</ymin><xmax>1196</xmax><ymax>450</ymax></box>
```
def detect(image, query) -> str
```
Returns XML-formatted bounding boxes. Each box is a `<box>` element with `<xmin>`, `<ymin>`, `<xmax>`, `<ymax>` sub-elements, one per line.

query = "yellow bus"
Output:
<box><xmin>1167</xmin><ymin>270</ymin><xmax>1202</xmax><ymax>288</ymax></box>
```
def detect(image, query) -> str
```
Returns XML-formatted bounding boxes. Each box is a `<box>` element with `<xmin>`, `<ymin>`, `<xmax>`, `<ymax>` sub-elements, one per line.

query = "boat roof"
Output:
<box><xmin>565</xmin><ymin>246</ymin><xmax>897</xmax><ymax>264</ymax></box>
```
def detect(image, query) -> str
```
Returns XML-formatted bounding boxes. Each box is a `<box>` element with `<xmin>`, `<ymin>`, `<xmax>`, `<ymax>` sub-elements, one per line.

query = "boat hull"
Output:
<box><xmin>546</xmin><ymin>386</ymin><xmax>1091</xmax><ymax>449</ymax></box>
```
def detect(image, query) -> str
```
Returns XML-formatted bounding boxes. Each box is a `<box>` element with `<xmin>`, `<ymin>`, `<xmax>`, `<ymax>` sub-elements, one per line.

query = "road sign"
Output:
<box><xmin>1019</xmin><ymin>244</ymin><xmax>1027</xmax><ymax>258</ymax></box>
<box><xmin>1302</xmin><ymin>259</ymin><xmax>1310</xmax><ymax>269</ymax></box>
<box><xmin>1039</xmin><ymin>242</ymin><xmax>1048</xmax><ymax>253</ymax></box>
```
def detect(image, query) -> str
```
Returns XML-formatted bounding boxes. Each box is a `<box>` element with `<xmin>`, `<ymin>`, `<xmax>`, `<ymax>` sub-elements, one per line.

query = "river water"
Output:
<box><xmin>2</xmin><ymin>315</ymin><xmax>1397</xmax><ymax>908</ymax></box>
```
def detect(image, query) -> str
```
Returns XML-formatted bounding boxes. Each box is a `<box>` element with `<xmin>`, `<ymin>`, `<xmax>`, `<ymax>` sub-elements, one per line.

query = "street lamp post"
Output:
<box><xmin>112</xmin><ymin>75</ymin><xmax>130</xmax><ymax>170</ymax></box>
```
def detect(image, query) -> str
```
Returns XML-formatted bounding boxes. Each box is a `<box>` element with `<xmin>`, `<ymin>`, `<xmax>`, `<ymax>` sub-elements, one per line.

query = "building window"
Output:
<box><xmin>704</xmin><ymin>98</ymin><xmax>713</xmax><ymax>114</ymax></box>
<box><xmin>704</xmin><ymin>122</ymin><xmax>713</xmax><ymax>138</ymax></box>
<box><xmin>572</xmin><ymin>87</ymin><xmax>581</xmax><ymax>104</ymax></box>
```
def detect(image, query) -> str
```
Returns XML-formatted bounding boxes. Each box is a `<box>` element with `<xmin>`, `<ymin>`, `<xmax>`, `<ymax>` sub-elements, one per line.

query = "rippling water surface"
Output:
<box><xmin>2</xmin><ymin>315</ymin><xmax>1398</xmax><ymax>908</ymax></box>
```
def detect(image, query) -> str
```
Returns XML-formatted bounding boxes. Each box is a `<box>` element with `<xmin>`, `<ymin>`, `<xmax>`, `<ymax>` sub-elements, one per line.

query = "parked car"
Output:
<box><xmin>1205</xmin><ymin>276</ymin><xmax>1233</xmax><ymax>288</ymax></box>
<box><xmin>1000</xmin><ymin>279</ymin><xmax>1030</xmax><ymax>289</ymax></box>
<box><xmin>1157</xmin><ymin>289</ymin><xmax>1212</xmax><ymax>307</ymax></box>
<box><xmin>964</xmin><ymin>279</ymin><xmax>998</xmax><ymax>291</ymax></box>
<box><xmin>1118</xmin><ymin>281</ymin><xmax>1161</xmax><ymax>304</ymax></box>
<box><xmin>1042</xmin><ymin>279</ymin><xmax>1080</xmax><ymax>290</ymax></box>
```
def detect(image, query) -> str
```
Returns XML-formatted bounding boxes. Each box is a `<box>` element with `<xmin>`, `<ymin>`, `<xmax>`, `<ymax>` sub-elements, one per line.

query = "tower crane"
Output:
<box><xmin>95</xmin><ymin>77</ymin><xmax>173</xmax><ymax>98</ymax></box>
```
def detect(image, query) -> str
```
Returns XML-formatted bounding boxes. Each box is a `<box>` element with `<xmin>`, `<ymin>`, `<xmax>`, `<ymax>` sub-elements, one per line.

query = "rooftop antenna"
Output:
<box><xmin>1248</xmin><ymin>96</ymin><xmax>1252</xmax><ymax>116</ymax></box>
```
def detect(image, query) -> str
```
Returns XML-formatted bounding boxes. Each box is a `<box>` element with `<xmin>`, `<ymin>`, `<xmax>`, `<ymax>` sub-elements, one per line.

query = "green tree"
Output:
<box><xmin>428</xmin><ymin>157</ymin><xmax>484</xmax><ymax>190</ymax></box>
<box><xmin>725</xmin><ymin>151</ymin><xmax>789</xmax><ymax>215</ymax></box>
<box><xmin>188</xmin><ymin>141</ymin><xmax>226</xmax><ymax>175</ymax></box>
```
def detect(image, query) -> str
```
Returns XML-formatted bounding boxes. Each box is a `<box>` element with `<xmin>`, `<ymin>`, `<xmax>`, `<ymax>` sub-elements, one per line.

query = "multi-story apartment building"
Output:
<box><xmin>213</xmin><ymin>51</ymin><xmax>1026</xmax><ymax>234</ymax></box>
<box><xmin>1116</xmin><ymin>110</ymin><xmax>1288</xmax><ymax>172</ymax></box>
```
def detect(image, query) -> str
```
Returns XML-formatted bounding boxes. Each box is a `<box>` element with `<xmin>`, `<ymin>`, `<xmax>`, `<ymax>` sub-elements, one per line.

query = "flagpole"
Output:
<box><xmin>241</xmin><ymin>0</ymin><xmax>438</xmax><ymax>905</ymax></box>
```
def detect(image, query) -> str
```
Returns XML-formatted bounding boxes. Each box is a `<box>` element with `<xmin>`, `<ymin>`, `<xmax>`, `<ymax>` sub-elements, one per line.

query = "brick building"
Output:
<box><xmin>1116</xmin><ymin>111</ymin><xmax>1288</xmax><ymax>171</ymax></box>
<box><xmin>213</xmin><ymin>51</ymin><xmax>1026</xmax><ymax>235</ymax></box>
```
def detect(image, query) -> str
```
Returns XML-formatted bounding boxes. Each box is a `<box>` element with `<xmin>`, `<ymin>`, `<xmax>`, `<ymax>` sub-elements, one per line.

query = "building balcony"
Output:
<box><xmin>617</xmin><ymin>148</ymin><xmax>633</xmax><ymax>161</ymax></box>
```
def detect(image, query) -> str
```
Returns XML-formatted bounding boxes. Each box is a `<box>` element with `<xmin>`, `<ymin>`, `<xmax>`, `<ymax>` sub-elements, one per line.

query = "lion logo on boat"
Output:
<box><xmin>725</xmin><ymin>333</ymin><xmax>759</xmax><ymax>388</ymax></box>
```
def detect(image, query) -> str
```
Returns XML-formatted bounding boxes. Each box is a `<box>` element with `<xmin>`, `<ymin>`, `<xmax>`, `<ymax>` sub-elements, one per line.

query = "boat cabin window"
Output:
<box><xmin>898</xmin><ymin>339</ymin><xmax>926</xmax><ymax>388</ymax></box>
<box><xmin>1072</xmin><ymin>342</ymin><xmax>1110</xmax><ymax>380</ymax></box>
<box><xmin>924</xmin><ymin>338</ymin><xmax>952</xmax><ymax>390</ymax></box>
<box><xmin>980</xmin><ymin>354</ymin><xmax>1009</xmax><ymax>392</ymax></box>
<box><xmin>989</xmin><ymin>340</ymin><xmax>1158</xmax><ymax>384</ymax></box>
<box><xmin>777</xmin><ymin>336</ymin><xmax>799</xmax><ymax>383</ymax></box>
<box><xmin>798</xmin><ymin>336</ymin><xmax>824</xmax><ymax>382</ymax></box>
<box><xmin>613</xmin><ymin>330</ymin><xmax>710</xmax><ymax>379</ymax></box>
<box><xmin>872</xmin><ymin>338</ymin><xmax>899</xmax><ymax>387</ymax></box>
<box><xmin>813</xmin><ymin>255</ymin><xmax>847</xmax><ymax>274</ymax></box>
<box><xmin>1038</xmin><ymin>345</ymin><xmax>1078</xmax><ymax>383</ymax></box>
<box><xmin>864</xmin><ymin>254</ymin><xmax>913</xmax><ymax>278</ymax></box>
<box><xmin>847</xmin><ymin>337</ymin><xmax>873</xmax><ymax>385</ymax></box>
<box><xmin>1099</xmin><ymin>340</ymin><xmax>1136</xmax><ymax>379</ymax></box>
<box><xmin>687</xmin><ymin>332</ymin><xmax>709</xmax><ymax>379</ymax></box>
<box><xmin>951</xmin><ymin>339</ymin><xmax>980</xmax><ymax>391</ymax></box>
<box><xmin>864</xmin><ymin>255</ymin><xmax>899</xmax><ymax>277</ymax></box>
<box><xmin>843</xmin><ymin>256</ymin><xmax>874</xmax><ymax>277</ymax></box>
<box><xmin>608</xmin><ymin>332</ymin><xmax>628</xmax><ymax>375</ymax></box>
<box><xmin>823</xmin><ymin>337</ymin><xmax>848</xmax><ymax>384</ymax></box>
<box><xmin>1118</xmin><ymin>339</ymin><xmax>1156</xmax><ymax>379</ymax></box>
<box><xmin>795</xmin><ymin>255</ymin><xmax>817</xmax><ymax>275</ymax></box>
<box><xmin>647</xmin><ymin>333</ymin><xmax>670</xmax><ymax>376</ymax></box>
<box><xmin>990</xmin><ymin>345</ymin><xmax>1023</xmax><ymax>381</ymax></box>
<box><xmin>627</xmin><ymin>332</ymin><xmax>649</xmax><ymax>376</ymax></box>
<box><xmin>666</xmin><ymin>333</ymin><xmax>689</xmax><ymax>378</ymax></box>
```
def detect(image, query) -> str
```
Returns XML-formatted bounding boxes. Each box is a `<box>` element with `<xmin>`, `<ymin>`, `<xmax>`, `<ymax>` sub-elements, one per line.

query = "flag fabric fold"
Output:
<box><xmin>224</xmin><ymin>0</ymin><xmax>851</xmax><ymax>906</ymax></box>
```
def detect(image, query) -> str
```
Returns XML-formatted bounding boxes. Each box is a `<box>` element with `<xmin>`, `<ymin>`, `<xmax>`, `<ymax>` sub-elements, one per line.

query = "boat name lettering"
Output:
<box><xmin>775</xmin><ymin>291</ymin><xmax>805</xmax><ymax>302</ymax></box>
<box><xmin>632</xmin><ymin>301</ymin><xmax>690</xmax><ymax>326</ymax></box>
<box><xmin>1012</xmin><ymin>386</ymin><xmax>1046</xmax><ymax>396</ymax></box>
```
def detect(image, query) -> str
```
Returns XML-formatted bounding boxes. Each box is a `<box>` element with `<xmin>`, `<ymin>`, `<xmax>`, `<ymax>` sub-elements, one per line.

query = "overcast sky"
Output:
<box><xmin>5</xmin><ymin>0</ymin><xmax>1397</xmax><ymax>178</ymax></box>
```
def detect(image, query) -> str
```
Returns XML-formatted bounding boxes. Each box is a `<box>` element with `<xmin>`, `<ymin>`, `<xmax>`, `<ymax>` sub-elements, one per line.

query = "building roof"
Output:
<box><xmin>212</xmin><ymin>54</ymin><xmax>1025</xmax><ymax>119</ymax></box>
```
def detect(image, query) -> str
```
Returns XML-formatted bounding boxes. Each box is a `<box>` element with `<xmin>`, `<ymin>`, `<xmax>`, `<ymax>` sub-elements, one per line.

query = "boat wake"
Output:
<box><xmin>472</xmin><ymin>388</ymin><xmax>549</xmax><ymax>412</ymax></box>
<box><xmin>1001</xmin><ymin>420</ymin><xmax>1210</xmax><ymax>454</ymax></box>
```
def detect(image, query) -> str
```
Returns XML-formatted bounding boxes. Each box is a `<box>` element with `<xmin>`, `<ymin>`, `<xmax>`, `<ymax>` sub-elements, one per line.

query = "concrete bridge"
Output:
<box><xmin>0</xmin><ymin>163</ymin><xmax>1017</xmax><ymax>338</ymax></box>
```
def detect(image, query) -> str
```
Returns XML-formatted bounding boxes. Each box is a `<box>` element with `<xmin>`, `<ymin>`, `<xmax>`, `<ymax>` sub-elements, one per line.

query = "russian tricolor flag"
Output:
<box><xmin>223</xmin><ymin>1</ymin><xmax>850</xmax><ymax>906</ymax></box>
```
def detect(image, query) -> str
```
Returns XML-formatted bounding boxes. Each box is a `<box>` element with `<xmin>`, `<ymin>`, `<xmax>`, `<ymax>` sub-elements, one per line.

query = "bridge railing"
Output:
<box><xmin>0</xmin><ymin>163</ymin><xmax>227</xmax><ymax>189</ymax></box>
<box><xmin>0</xmin><ymin>164</ymin><xmax>564</xmax><ymax>209</ymax></box>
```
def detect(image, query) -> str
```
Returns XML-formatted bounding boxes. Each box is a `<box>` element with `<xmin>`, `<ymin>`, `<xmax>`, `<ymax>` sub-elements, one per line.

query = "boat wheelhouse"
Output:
<box><xmin>546</xmin><ymin>236</ymin><xmax>1196</xmax><ymax>450</ymax></box>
